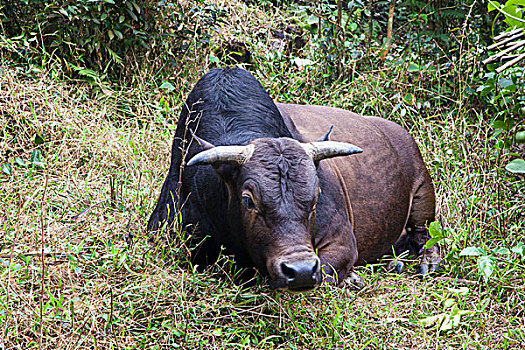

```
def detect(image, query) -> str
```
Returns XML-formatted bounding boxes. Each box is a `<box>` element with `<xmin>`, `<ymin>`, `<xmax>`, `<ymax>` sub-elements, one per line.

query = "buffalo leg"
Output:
<box><xmin>394</xmin><ymin>177</ymin><xmax>440</xmax><ymax>275</ymax></box>
<box><xmin>316</xmin><ymin>228</ymin><xmax>361</xmax><ymax>289</ymax></box>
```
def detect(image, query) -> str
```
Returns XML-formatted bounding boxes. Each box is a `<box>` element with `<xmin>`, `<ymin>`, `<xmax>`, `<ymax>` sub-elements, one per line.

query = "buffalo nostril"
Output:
<box><xmin>281</xmin><ymin>262</ymin><xmax>296</xmax><ymax>282</ymax></box>
<box><xmin>280</xmin><ymin>259</ymin><xmax>321</xmax><ymax>290</ymax></box>
<box><xmin>312</xmin><ymin>259</ymin><xmax>319</xmax><ymax>274</ymax></box>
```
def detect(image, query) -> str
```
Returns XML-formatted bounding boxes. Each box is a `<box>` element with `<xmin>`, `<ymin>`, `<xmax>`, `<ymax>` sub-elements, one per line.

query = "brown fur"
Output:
<box><xmin>277</xmin><ymin>103</ymin><xmax>436</xmax><ymax>266</ymax></box>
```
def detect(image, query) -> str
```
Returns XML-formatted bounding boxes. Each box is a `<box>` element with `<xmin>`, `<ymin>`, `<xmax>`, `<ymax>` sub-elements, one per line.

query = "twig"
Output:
<box><xmin>496</xmin><ymin>52</ymin><xmax>525</xmax><ymax>73</ymax></box>
<box><xmin>336</xmin><ymin>0</ymin><xmax>342</xmax><ymax>29</ymax></box>
<box><xmin>39</xmin><ymin>174</ymin><xmax>49</xmax><ymax>348</ymax></box>
<box><xmin>505</xmin><ymin>39</ymin><xmax>525</xmax><ymax>48</ymax></box>
<box><xmin>380</xmin><ymin>0</ymin><xmax>396</xmax><ymax>62</ymax></box>
<box><xmin>367</xmin><ymin>0</ymin><xmax>374</xmax><ymax>55</ymax></box>
<box><xmin>482</xmin><ymin>40</ymin><xmax>525</xmax><ymax>65</ymax></box>
<box><xmin>493</xmin><ymin>27</ymin><xmax>523</xmax><ymax>41</ymax></box>
<box><xmin>434</xmin><ymin>276</ymin><xmax>478</xmax><ymax>286</ymax></box>
<box><xmin>487</xmin><ymin>32</ymin><xmax>524</xmax><ymax>50</ymax></box>
<box><xmin>71</xmin><ymin>200</ymin><xmax>109</xmax><ymax>221</ymax></box>
<box><xmin>4</xmin><ymin>194</ymin><xmax>24</xmax><ymax>342</ymax></box>
<box><xmin>0</xmin><ymin>251</ymin><xmax>86</xmax><ymax>259</ymax></box>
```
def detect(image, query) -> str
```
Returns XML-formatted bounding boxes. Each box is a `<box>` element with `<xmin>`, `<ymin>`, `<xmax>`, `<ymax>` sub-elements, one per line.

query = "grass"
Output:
<box><xmin>1</xmin><ymin>0</ymin><xmax>524</xmax><ymax>349</ymax></box>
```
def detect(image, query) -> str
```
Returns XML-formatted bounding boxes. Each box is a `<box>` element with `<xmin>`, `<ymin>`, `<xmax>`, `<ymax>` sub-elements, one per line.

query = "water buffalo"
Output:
<box><xmin>147</xmin><ymin>68</ymin><xmax>439</xmax><ymax>292</ymax></box>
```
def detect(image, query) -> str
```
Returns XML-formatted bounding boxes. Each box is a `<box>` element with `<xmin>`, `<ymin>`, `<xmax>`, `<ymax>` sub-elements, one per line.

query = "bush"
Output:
<box><xmin>0</xmin><ymin>0</ymin><xmax>226</xmax><ymax>80</ymax></box>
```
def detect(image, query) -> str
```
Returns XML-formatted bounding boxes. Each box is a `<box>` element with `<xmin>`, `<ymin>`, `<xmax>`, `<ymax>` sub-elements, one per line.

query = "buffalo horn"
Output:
<box><xmin>301</xmin><ymin>141</ymin><xmax>363</xmax><ymax>162</ymax></box>
<box><xmin>187</xmin><ymin>144</ymin><xmax>255</xmax><ymax>167</ymax></box>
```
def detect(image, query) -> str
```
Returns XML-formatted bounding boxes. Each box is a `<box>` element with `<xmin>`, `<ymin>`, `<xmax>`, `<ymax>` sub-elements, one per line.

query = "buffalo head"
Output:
<box><xmin>187</xmin><ymin>134</ymin><xmax>362</xmax><ymax>291</ymax></box>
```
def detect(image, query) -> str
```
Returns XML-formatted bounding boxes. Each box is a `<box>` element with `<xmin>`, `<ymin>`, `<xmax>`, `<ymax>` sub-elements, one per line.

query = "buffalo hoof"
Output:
<box><xmin>419</xmin><ymin>257</ymin><xmax>442</xmax><ymax>276</ymax></box>
<box><xmin>342</xmin><ymin>271</ymin><xmax>365</xmax><ymax>290</ymax></box>
<box><xmin>387</xmin><ymin>260</ymin><xmax>405</xmax><ymax>274</ymax></box>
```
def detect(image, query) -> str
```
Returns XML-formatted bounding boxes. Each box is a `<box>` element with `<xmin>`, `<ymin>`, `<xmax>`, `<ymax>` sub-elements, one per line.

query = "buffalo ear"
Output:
<box><xmin>316</xmin><ymin>125</ymin><xmax>334</xmax><ymax>142</ymax></box>
<box><xmin>212</xmin><ymin>163</ymin><xmax>236</xmax><ymax>179</ymax></box>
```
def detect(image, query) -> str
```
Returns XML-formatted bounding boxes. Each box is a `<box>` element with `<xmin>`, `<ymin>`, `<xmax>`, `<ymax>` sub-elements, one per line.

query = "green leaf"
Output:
<box><xmin>408</xmin><ymin>63</ymin><xmax>420</xmax><ymax>72</ymax></box>
<box><xmin>2</xmin><ymin>163</ymin><xmax>13</xmax><ymax>175</ymax></box>
<box><xmin>210</xmin><ymin>55</ymin><xmax>220</xmax><ymax>63</ymax></box>
<box><xmin>447</xmin><ymin>287</ymin><xmax>469</xmax><ymax>296</ymax></box>
<box><xmin>428</xmin><ymin>221</ymin><xmax>443</xmax><ymax>238</ymax></box>
<box><xmin>492</xmin><ymin>247</ymin><xmax>510</xmax><ymax>255</ymax></box>
<box><xmin>511</xmin><ymin>243</ymin><xmax>525</xmax><ymax>255</ymax></box>
<box><xmin>108</xmin><ymin>30</ymin><xmax>115</xmax><ymax>40</ymax></box>
<box><xmin>30</xmin><ymin>150</ymin><xmax>44</xmax><ymax>169</ymax></box>
<box><xmin>506</xmin><ymin>159</ymin><xmax>525</xmax><ymax>173</ymax></box>
<box><xmin>425</xmin><ymin>237</ymin><xmax>441</xmax><ymax>249</ymax></box>
<box><xmin>516</xmin><ymin>131</ymin><xmax>525</xmax><ymax>144</ymax></box>
<box><xmin>492</xmin><ymin>120</ymin><xmax>509</xmax><ymax>130</ymax></box>
<box><xmin>477</xmin><ymin>255</ymin><xmax>495</xmax><ymax>281</ymax></box>
<box><xmin>113</xmin><ymin>29</ymin><xmax>123</xmax><ymax>40</ymax></box>
<box><xmin>159</xmin><ymin>82</ymin><xmax>175</xmax><ymax>91</ymax></box>
<box><xmin>14</xmin><ymin>157</ymin><xmax>26</xmax><ymax>167</ymax></box>
<box><xmin>498</xmin><ymin>78</ymin><xmax>514</xmax><ymax>88</ymax></box>
<box><xmin>306</xmin><ymin>15</ymin><xmax>319</xmax><ymax>25</ymax></box>
<box><xmin>34</xmin><ymin>134</ymin><xmax>44</xmax><ymax>145</ymax></box>
<box><xmin>459</xmin><ymin>247</ymin><xmax>484</xmax><ymax>256</ymax></box>
<box><xmin>132</xmin><ymin>1</ymin><xmax>141</xmax><ymax>14</ymax></box>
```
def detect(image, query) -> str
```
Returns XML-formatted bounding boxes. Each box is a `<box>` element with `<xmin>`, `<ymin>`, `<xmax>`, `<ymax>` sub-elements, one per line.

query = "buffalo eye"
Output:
<box><xmin>242</xmin><ymin>195</ymin><xmax>257</xmax><ymax>211</ymax></box>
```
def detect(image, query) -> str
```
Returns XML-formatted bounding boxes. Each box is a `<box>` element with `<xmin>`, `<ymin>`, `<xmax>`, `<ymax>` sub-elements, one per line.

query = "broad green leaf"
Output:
<box><xmin>498</xmin><ymin>78</ymin><xmax>514</xmax><ymax>88</ymax></box>
<box><xmin>488</xmin><ymin>0</ymin><xmax>499</xmax><ymax>12</ymax></box>
<box><xmin>511</xmin><ymin>243</ymin><xmax>525</xmax><ymax>255</ymax></box>
<box><xmin>492</xmin><ymin>120</ymin><xmax>509</xmax><ymax>130</ymax></box>
<box><xmin>108</xmin><ymin>30</ymin><xmax>115</xmax><ymax>40</ymax></box>
<box><xmin>447</xmin><ymin>287</ymin><xmax>469</xmax><ymax>296</ymax></box>
<box><xmin>428</xmin><ymin>221</ymin><xmax>443</xmax><ymax>238</ymax></box>
<box><xmin>30</xmin><ymin>150</ymin><xmax>44</xmax><ymax>169</ymax></box>
<box><xmin>477</xmin><ymin>255</ymin><xmax>496</xmax><ymax>281</ymax></box>
<box><xmin>506</xmin><ymin>158</ymin><xmax>525</xmax><ymax>173</ymax></box>
<box><xmin>2</xmin><ymin>163</ymin><xmax>13</xmax><ymax>175</ymax></box>
<box><xmin>14</xmin><ymin>157</ymin><xmax>25</xmax><ymax>167</ymax></box>
<box><xmin>425</xmin><ymin>237</ymin><xmax>441</xmax><ymax>249</ymax></box>
<box><xmin>516</xmin><ymin>131</ymin><xmax>525</xmax><ymax>144</ymax></box>
<box><xmin>113</xmin><ymin>29</ymin><xmax>123</xmax><ymax>40</ymax></box>
<box><xmin>408</xmin><ymin>63</ymin><xmax>420</xmax><ymax>72</ymax></box>
<box><xmin>439</xmin><ymin>314</ymin><xmax>460</xmax><ymax>331</ymax></box>
<box><xmin>34</xmin><ymin>134</ymin><xmax>44</xmax><ymax>145</ymax></box>
<box><xmin>492</xmin><ymin>247</ymin><xmax>510</xmax><ymax>255</ymax></box>
<box><xmin>419</xmin><ymin>314</ymin><xmax>444</xmax><ymax>328</ymax></box>
<box><xmin>210</xmin><ymin>55</ymin><xmax>220</xmax><ymax>63</ymax></box>
<box><xmin>459</xmin><ymin>247</ymin><xmax>484</xmax><ymax>256</ymax></box>
<box><xmin>159</xmin><ymin>82</ymin><xmax>175</xmax><ymax>91</ymax></box>
<box><xmin>443</xmin><ymin>298</ymin><xmax>456</xmax><ymax>309</ymax></box>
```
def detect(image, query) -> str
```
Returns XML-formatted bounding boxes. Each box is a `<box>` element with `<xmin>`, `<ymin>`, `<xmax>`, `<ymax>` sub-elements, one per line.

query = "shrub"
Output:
<box><xmin>0</xmin><ymin>0</ymin><xmax>226</xmax><ymax>80</ymax></box>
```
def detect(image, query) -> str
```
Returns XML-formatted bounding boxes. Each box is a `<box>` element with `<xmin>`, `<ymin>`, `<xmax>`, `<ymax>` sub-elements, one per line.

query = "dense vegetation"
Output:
<box><xmin>1</xmin><ymin>0</ymin><xmax>524</xmax><ymax>348</ymax></box>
